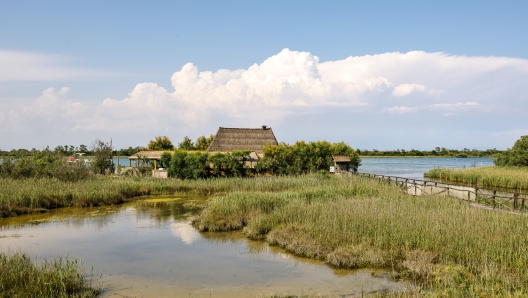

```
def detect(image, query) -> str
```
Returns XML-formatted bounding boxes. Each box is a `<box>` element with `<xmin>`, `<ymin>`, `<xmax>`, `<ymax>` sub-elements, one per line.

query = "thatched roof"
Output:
<box><xmin>332</xmin><ymin>155</ymin><xmax>351</xmax><ymax>162</ymax></box>
<box><xmin>129</xmin><ymin>150</ymin><xmax>170</xmax><ymax>160</ymax></box>
<box><xmin>207</xmin><ymin>126</ymin><xmax>278</xmax><ymax>153</ymax></box>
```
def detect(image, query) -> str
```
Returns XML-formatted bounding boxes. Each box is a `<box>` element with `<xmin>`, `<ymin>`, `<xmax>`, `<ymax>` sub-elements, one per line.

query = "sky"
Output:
<box><xmin>1</xmin><ymin>1</ymin><xmax>528</xmax><ymax>151</ymax></box>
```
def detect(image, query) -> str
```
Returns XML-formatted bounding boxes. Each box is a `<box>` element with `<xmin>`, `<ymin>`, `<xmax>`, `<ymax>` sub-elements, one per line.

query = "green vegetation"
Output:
<box><xmin>425</xmin><ymin>166</ymin><xmax>528</xmax><ymax>191</ymax></box>
<box><xmin>2</xmin><ymin>174</ymin><xmax>528</xmax><ymax>296</ymax></box>
<box><xmin>168</xmin><ymin>150</ymin><xmax>251</xmax><ymax>179</ymax></box>
<box><xmin>257</xmin><ymin>141</ymin><xmax>360</xmax><ymax>174</ymax></box>
<box><xmin>149</xmin><ymin>140</ymin><xmax>360</xmax><ymax>179</ymax></box>
<box><xmin>0</xmin><ymin>175</ymin><xmax>327</xmax><ymax>217</ymax></box>
<box><xmin>89</xmin><ymin>139</ymin><xmax>114</xmax><ymax>175</ymax></box>
<box><xmin>494</xmin><ymin>135</ymin><xmax>528</xmax><ymax>167</ymax></box>
<box><xmin>0</xmin><ymin>177</ymin><xmax>180</xmax><ymax>217</ymax></box>
<box><xmin>0</xmin><ymin>252</ymin><xmax>99</xmax><ymax>298</ymax></box>
<box><xmin>0</xmin><ymin>149</ymin><xmax>89</xmax><ymax>181</ymax></box>
<box><xmin>424</xmin><ymin>136</ymin><xmax>528</xmax><ymax>191</ymax></box>
<box><xmin>194</xmin><ymin>175</ymin><xmax>528</xmax><ymax>297</ymax></box>
<box><xmin>358</xmin><ymin>147</ymin><xmax>500</xmax><ymax>158</ymax></box>
<box><xmin>177</xmin><ymin>135</ymin><xmax>215</xmax><ymax>151</ymax></box>
<box><xmin>147</xmin><ymin>135</ymin><xmax>174</xmax><ymax>150</ymax></box>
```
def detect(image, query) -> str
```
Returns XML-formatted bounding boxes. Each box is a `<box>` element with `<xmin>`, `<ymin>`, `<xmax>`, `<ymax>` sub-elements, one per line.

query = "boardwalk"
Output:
<box><xmin>352</xmin><ymin>172</ymin><xmax>528</xmax><ymax>213</ymax></box>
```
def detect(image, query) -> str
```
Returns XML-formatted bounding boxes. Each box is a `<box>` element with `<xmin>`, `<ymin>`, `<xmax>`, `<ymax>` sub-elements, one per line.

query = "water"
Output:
<box><xmin>359</xmin><ymin>157</ymin><xmax>494</xmax><ymax>180</ymax></box>
<box><xmin>0</xmin><ymin>196</ymin><xmax>404</xmax><ymax>297</ymax></box>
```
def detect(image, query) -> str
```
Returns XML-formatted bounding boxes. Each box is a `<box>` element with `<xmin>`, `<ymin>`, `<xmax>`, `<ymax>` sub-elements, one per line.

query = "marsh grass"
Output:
<box><xmin>425</xmin><ymin>166</ymin><xmax>528</xmax><ymax>191</ymax></box>
<box><xmin>194</xmin><ymin>175</ymin><xmax>528</xmax><ymax>297</ymax></box>
<box><xmin>4</xmin><ymin>174</ymin><xmax>528</xmax><ymax>296</ymax></box>
<box><xmin>0</xmin><ymin>175</ymin><xmax>332</xmax><ymax>218</ymax></box>
<box><xmin>0</xmin><ymin>252</ymin><xmax>99</xmax><ymax>298</ymax></box>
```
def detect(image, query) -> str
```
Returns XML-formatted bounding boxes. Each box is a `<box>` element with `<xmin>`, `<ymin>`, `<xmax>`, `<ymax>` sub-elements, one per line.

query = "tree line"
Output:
<box><xmin>357</xmin><ymin>147</ymin><xmax>501</xmax><ymax>158</ymax></box>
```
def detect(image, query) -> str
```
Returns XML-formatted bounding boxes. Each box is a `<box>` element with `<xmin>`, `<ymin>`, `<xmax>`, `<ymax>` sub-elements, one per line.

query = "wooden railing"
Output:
<box><xmin>351</xmin><ymin>172</ymin><xmax>528</xmax><ymax>213</ymax></box>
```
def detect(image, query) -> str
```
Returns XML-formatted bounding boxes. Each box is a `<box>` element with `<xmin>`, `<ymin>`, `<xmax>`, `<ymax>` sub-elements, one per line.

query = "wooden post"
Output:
<box><xmin>414</xmin><ymin>180</ymin><xmax>417</xmax><ymax>196</ymax></box>
<box><xmin>522</xmin><ymin>198</ymin><xmax>526</xmax><ymax>212</ymax></box>
<box><xmin>467</xmin><ymin>190</ymin><xmax>470</xmax><ymax>201</ymax></box>
<box><xmin>514</xmin><ymin>193</ymin><xmax>519</xmax><ymax>210</ymax></box>
<box><xmin>493</xmin><ymin>190</ymin><xmax>497</xmax><ymax>209</ymax></box>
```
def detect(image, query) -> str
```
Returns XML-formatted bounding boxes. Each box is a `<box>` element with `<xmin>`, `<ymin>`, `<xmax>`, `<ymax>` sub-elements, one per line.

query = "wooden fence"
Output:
<box><xmin>351</xmin><ymin>172</ymin><xmax>528</xmax><ymax>213</ymax></box>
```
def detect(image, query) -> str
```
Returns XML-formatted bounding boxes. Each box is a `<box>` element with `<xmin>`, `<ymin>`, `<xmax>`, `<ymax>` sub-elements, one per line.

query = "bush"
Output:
<box><xmin>0</xmin><ymin>149</ymin><xmax>89</xmax><ymax>181</ymax></box>
<box><xmin>494</xmin><ymin>135</ymin><xmax>528</xmax><ymax>167</ymax></box>
<box><xmin>256</xmin><ymin>141</ymin><xmax>361</xmax><ymax>175</ymax></box>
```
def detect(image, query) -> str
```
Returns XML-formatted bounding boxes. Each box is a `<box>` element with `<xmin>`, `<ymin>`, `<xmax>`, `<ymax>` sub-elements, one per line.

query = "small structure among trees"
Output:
<box><xmin>332</xmin><ymin>155</ymin><xmax>352</xmax><ymax>174</ymax></box>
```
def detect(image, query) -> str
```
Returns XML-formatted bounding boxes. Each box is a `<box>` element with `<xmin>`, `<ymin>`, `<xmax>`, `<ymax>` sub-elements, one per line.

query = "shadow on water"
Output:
<box><xmin>0</xmin><ymin>195</ymin><xmax>406</xmax><ymax>297</ymax></box>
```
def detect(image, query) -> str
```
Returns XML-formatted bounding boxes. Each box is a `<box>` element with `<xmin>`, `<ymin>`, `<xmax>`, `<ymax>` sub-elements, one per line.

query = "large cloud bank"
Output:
<box><xmin>2</xmin><ymin>49</ymin><xmax>528</xmax><ymax>148</ymax></box>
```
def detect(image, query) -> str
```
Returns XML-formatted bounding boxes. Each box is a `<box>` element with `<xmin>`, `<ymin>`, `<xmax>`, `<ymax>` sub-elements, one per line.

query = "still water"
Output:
<box><xmin>0</xmin><ymin>196</ymin><xmax>404</xmax><ymax>297</ymax></box>
<box><xmin>359</xmin><ymin>157</ymin><xmax>494</xmax><ymax>180</ymax></box>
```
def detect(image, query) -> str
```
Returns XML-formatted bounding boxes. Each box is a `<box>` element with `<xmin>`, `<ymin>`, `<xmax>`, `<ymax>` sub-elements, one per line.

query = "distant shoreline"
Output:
<box><xmin>359</xmin><ymin>156</ymin><xmax>494</xmax><ymax>159</ymax></box>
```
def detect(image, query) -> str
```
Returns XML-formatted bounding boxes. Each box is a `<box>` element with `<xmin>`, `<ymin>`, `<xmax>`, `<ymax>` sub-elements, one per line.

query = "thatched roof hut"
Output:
<box><xmin>332</xmin><ymin>155</ymin><xmax>351</xmax><ymax>173</ymax></box>
<box><xmin>207</xmin><ymin>126</ymin><xmax>278</xmax><ymax>154</ymax></box>
<box><xmin>128</xmin><ymin>150</ymin><xmax>168</xmax><ymax>161</ymax></box>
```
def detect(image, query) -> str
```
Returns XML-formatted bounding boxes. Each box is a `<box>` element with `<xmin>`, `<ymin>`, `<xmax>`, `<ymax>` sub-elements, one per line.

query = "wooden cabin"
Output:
<box><xmin>332</xmin><ymin>155</ymin><xmax>351</xmax><ymax>173</ymax></box>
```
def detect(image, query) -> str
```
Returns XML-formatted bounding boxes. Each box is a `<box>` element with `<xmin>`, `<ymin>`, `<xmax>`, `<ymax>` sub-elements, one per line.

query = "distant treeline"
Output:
<box><xmin>357</xmin><ymin>147</ymin><xmax>501</xmax><ymax>158</ymax></box>
<box><xmin>0</xmin><ymin>145</ymin><xmax>144</xmax><ymax>157</ymax></box>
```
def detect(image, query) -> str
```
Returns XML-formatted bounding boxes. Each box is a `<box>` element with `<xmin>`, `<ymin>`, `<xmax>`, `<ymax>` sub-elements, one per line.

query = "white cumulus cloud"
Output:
<box><xmin>1</xmin><ymin>49</ymin><xmax>528</xmax><ymax>149</ymax></box>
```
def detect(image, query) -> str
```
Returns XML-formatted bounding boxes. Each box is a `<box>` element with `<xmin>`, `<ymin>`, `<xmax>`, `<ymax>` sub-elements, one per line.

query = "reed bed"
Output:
<box><xmin>425</xmin><ymin>166</ymin><xmax>528</xmax><ymax>191</ymax></box>
<box><xmin>0</xmin><ymin>175</ymin><xmax>332</xmax><ymax>218</ymax></box>
<box><xmin>0</xmin><ymin>252</ymin><xmax>99</xmax><ymax>297</ymax></box>
<box><xmin>194</xmin><ymin>175</ymin><xmax>528</xmax><ymax>297</ymax></box>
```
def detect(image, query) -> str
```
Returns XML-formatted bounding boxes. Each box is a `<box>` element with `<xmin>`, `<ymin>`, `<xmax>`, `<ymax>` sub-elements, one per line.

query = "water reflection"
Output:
<box><xmin>0</xmin><ymin>196</ymin><xmax>405</xmax><ymax>297</ymax></box>
<box><xmin>171</xmin><ymin>222</ymin><xmax>200</xmax><ymax>245</ymax></box>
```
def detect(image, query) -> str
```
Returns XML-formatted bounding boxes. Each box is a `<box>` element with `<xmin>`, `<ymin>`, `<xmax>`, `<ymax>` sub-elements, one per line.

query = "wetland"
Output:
<box><xmin>0</xmin><ymin>194</ymin><xmax>404</xmax><ymax>297</ymax></box>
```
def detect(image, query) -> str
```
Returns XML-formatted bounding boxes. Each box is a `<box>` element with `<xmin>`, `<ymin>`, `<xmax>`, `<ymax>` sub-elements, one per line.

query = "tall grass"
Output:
<box><xmin>425</xmin><ymin>166</ymin><xmax>528</xmax><ymax>191</ymax></box>
<box><xmin>0</xmin><ymin>175</ymin><xmax>334</xmax><ymax>218</ymax></box>
<box><xmin>0</xmin><ymin>252</ymin><xmax>99</xmax><ymax>297</ymax></box>
<box><xmin>194</xmin><ymin>175</ymin><xmax>528</xmax><ymax>297</ymax></box>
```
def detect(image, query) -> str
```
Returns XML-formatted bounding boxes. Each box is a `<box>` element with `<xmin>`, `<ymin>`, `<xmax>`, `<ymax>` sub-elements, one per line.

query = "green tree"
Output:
<box><xmin>160</xmin><ymin>152</ymin><xmax>172</xmax><ymax>168</ymax></box>
<box><xmin>195</xmin><ymin>134</ymin><xmax>215</xmax><ymax>151</ymax></box>
<box><xmin>90</xmin><ymin>139</ymin><xmax>114</xmax><ymax>174</ymax></box>
<box><xmin>169</xmin><ymin>150</ymin><xmax>188</xmax><ymax>179</ymax></box>
<box><xmin>494</xmin><ymin>136</ymin><xmax>528</xmax><ymax>167</ymax></box>
<box><xmin>148</xmin><ymin>136</ymin><xmax>174</xmax><ymax>150</ymax></box>
<box><xmin>178</xmin><ymin>136</ymin><xmax>195</xmax><ymax>150</ymax></box>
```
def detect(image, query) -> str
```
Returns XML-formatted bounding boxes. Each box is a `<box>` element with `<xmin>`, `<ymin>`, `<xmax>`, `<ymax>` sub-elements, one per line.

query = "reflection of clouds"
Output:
<box><xmin>171</xmin><ymin>222</ymin><xmax>200</xmax><ymax>245</ymax></box>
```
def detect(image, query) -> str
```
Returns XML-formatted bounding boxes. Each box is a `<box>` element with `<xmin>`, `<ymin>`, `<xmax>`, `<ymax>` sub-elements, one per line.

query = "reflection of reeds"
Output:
<box><xmin>0</xmin><ymin>252</ymin><xmax>99</xmax><ymax>297</ymax></box>
<box><xmin>194</xmin><ymin>175</ymin><xmax>528</xmax><ymax>297</ymax></box>
<box><xmin>425</xmin><ymin>166</ymin><xmax>528</xmax><ymax>191</ymax></box>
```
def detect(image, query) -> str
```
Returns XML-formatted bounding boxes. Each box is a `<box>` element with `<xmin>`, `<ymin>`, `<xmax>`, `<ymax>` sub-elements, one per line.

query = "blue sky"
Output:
<box><xmin>1</xmin><ymin>1</ymin><xmax>528</xmax><ymax>150</ymax></box>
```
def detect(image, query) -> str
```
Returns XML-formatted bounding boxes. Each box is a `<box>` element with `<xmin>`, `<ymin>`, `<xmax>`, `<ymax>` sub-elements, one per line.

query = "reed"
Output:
<box><xmin>0</xmin><ymin>252</ymin><xmax>99</xmax><ymax>297</ymax></box>
<box><xmin>194</xmin><ymin>175</ymin><xmax>528</xmax><ymax>297</ymax></box>
<box><xmin>0</xmin><ymin>175</ymin><xmax>334</xmax><ymax>218</ymax></box>
<box><xmin>425</xmin><ymin>166</ymin><xmax>528</xmax><ymax>191</ymax></box>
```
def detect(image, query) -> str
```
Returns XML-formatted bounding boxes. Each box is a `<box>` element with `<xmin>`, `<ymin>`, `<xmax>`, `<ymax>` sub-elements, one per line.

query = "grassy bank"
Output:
<box><xmin>0</xmin><ymin>252</ymin><xmax>99</xmax><ymax>297</ymax></box>
<box><xmin>0</xmin><ymin>176</ymin><xmax>325</xmax><ymax>218</ymax></box>
<box><xmin>194</xmin><ymin>175</ymin><xmax>528</xmax><ymax>297</ymax></box>
<box><xmin>425</xmin><ymin>166</ymin><xmax>528</xmax><ymax>191</ymax></box>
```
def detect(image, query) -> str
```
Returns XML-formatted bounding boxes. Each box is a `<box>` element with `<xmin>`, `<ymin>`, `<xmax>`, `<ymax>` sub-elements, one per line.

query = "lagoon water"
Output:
<box><xmin>0</xmin><ymin>196</ymin><xmax>404</xmax><ymax>297</ymax></box>
<box><xmin>359</xmin><ymin>157</ymin><xmax>494</xmax><ymax>180</ymax></box>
